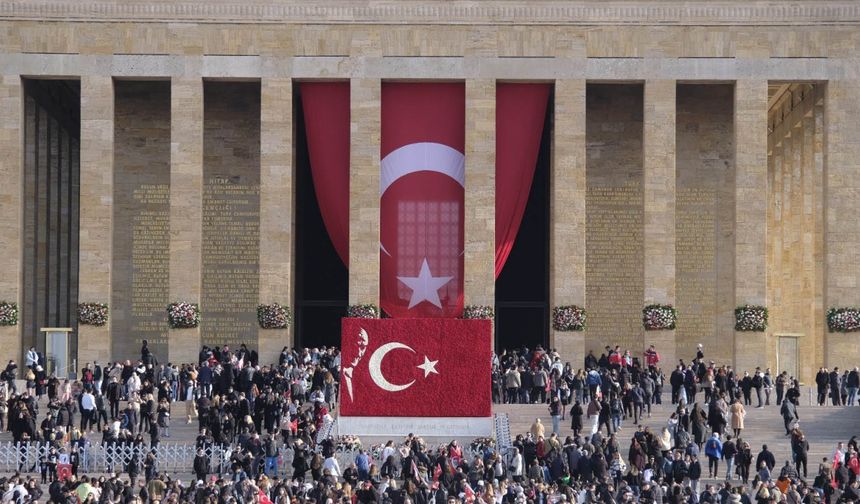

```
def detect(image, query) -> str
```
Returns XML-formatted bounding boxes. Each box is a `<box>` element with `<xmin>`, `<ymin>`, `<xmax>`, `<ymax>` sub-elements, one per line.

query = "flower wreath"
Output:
<box><xmin>167</xmin><ymin>302</ymin><xmax>200</xmax><ymax>329</ymax></box>
<box><xmin>347</xmin><ymin>304</ymin><xmax>380</xmax><ymax>319</ymax></box>
<box><xmin>734</xmin><ymin>305</ymin><xmax>768</xmax><ymax>332</ymax></box>
<box><xmin>642</xmin><ymin>304</ymin><xmax>677</xmax><ymax>331</ymax></box>
<box><xmin>462</xmin><ymin>305</ymin><xmax>494</xmax><ymax>320</ymax></box>
<box><xmin>552</xmin><ymin>305</ymin><xmax>587</xmax><ymax>331</ymax></box>
<box><xmin>78</xmin><ymin>302</ymin><xmax>109</xmax><ymax>326</ymax></box>
<box><xmin>0</xmin><ymin>301</ymin><xmax>18</xmax><ymax>326</ymax></box>
<box><xmin>827</xmin><ymin>307</ymin><xmax>860</xmax><ymax>333</ymax></box>
<box><xmin>257</xmin><ymin>303</ymin><xmax>292</xmax><ymax>329</ymax></box>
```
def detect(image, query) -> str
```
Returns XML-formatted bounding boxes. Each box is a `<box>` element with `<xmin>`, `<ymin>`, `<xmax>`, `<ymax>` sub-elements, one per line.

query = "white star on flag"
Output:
<box><xmin>417</xmin><ymin>356</ymin><xmax>439</xmax><ymax>378</ymax></box>
<box><xmin>397</xmin><ymin>258</ymin><xmax>453</xmax><ymax>309</ymax></box>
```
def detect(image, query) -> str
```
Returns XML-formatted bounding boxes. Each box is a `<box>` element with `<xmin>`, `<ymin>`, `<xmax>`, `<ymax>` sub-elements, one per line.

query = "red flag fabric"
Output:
<box><xmin>380</xmin><ymin>82</ymin><xmax>465</xmax><ymax>318</ymax></box>
<box><xmin>300</xmin><ymin>82</ymin><xmax>350</xmax><ymax>266</ymax></box>
<box><xmin>57</xmin><ymin>463</ymin><xmax>72</xmax><ymax>482</ymax></box>
<box><xmin>339</xmin><ymin>317</ymin><xmax>491</xmax><ymax>417</ymax></box>
<box><xmin>463</xmin><ymin>483</ymin><xmax>476</xmax><ymax>503</ymax></box>
<box><xmin>258</xmin><ymin>489</ymin><xmax>273</xmax><ymax>504</ymax></box>
<box><xmin>495</xmin><ymin>83</ymin><xmax>550</xmax><ymax>278</ymax></box>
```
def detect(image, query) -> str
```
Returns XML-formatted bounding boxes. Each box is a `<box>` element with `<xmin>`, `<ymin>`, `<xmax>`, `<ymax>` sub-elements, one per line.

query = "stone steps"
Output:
<box><xmin>496</xmin><ymin>401</ymin><xmax>860</xmax><ymax>474</ymax></box>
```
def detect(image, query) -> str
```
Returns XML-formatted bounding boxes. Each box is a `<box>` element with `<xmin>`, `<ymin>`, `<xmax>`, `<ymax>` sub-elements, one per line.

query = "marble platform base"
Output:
<box><xmin>337</xmin><ymin>416</ymin><xmax>493</xmax><ymax>437</ymax></box>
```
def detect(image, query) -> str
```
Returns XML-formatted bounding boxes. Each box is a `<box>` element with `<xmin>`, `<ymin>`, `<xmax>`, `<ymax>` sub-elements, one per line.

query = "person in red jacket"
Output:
<box><xmin>644</xmin><ymin>345</ymin><xmax>661</xmax><ymax>369</ymax></box>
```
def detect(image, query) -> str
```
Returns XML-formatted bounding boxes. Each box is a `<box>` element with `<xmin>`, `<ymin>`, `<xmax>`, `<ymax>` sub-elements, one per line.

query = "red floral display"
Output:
<box><xmin>340</xmin><ymin>318</ymin><xmax>492</xmax><ymax>417</ymax></box>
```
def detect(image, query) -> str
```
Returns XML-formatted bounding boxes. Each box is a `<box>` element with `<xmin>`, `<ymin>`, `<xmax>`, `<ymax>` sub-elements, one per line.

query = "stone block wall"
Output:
<box><xmin>112</xmin><ymin>81</ymin><xmax>171</xmax><ymax>363</ymax></box>
<box><xmin>585</xmin><ymin>84</ymin><xmax>645</xmax><ymax>354</ymax></box>
<box><xmin>0</xmin><ymin>2</ymin><xmax>857</xmax><ymax>374</ymax></box>
<box><xmin>201</xmin><ymin>81</ymin><xmax>261</xmax><ymax>352</ymax></box>
<box><xmin>766</xmin><ymin>85</ymin><xmax>825</xmax><ymax>383</ymax></box>
<box><xmin>675</xmin><ymin>84</ymin><xmax>736</xmax><ymax>366</ymax></box>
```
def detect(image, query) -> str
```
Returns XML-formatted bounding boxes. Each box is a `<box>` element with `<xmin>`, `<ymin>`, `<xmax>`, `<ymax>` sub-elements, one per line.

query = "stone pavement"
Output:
<box><xmin>496</xmin><ymin>401</ymin><xmax>860</xmax><ymax>473</ymax></box>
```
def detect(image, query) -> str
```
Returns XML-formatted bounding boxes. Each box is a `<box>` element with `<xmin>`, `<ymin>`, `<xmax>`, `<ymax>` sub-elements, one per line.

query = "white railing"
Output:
<box><xmin>0</xmin><ymin>441</ymin><xmax>488</xmax><ymax>477</ymax></box>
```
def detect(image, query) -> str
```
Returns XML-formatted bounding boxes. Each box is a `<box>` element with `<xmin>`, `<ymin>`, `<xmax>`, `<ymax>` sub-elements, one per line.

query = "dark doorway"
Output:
<box><xmin>294</xmin><ymin>88</ymin><xmax>348</xmax><ymax>348</ymax></box>
<box><xmin>494</xmin><ymin>92</ymin><xmax>552</xmax><ymax>352</ymax></box>
<box><xmin>21</xmin><ymin>79</ymin><xmax>81</xmax><ymax>361</ymax></box>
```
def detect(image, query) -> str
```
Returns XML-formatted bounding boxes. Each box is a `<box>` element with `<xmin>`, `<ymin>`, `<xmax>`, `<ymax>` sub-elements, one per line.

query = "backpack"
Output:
<box><xmin>706</xmin><ymin>438</ymin><xmax>721</xmax><ymax>457</ymax></box>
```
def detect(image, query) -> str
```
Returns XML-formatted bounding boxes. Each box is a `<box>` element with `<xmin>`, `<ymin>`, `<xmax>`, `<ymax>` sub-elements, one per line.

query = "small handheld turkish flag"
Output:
<box><xmin>340</xmin><ymin>318</ymin><xmax>491</xmax><ymax>417</ymax></box>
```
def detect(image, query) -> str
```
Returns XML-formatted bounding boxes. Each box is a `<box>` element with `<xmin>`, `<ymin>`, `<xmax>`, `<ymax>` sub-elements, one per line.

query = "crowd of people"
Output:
<box><xmin>0</xmin><ymin>342</ymin><xmax>857</xmax><ymax>504</ymax></box>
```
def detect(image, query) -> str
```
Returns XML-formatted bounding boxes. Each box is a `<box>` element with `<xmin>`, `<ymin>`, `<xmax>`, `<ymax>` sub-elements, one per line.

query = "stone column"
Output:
<box><xmin>643</xmin><ymin>80</ymin><xmax>677</xmax><ymax>366</ymax></box>
<box><xmin>258</xmin><ymin>78</ymin><xmax>293</xmax><ymax>365</ymax></box>
<box><xmin>348</xmin><ymin>79</ymin><xmax>380</xmax><ymax>306</ymax></box>
<box><xmin>169</xmin><ymin>78</ymin><xmax>203</xmax><ymax>364</ymax></box>
<box><xmin>464</xmin><ymin>79</ymin><xmax>496</xmax><ymax>313</ymax></box>
<box><xmin>0</xmin><ymin>76</ymin><xmax>22</xmax><ymax>366</ymax></box>
<box><xmin>550</xmin><ymin>79</ymin><xmax>586</xmax><ymax>365</ymax></box>
<box><xmin>78</xmin><ymin>76</ymin><xmax>113</xmax><ymax>365</ymax></box>
<box><xmin>734</xmin><ymin>80</ymin><xmax>768</xmax><ymax>374</ymax></box>
<box><xmin>825</xmin><ymin>79</ymin><xmax>860</xmax><ymax>369</ymax></box>
<box><xmin>810</xmin><ymin>86</ymin><xmax>826</xmax><ymax>383</ymax></box>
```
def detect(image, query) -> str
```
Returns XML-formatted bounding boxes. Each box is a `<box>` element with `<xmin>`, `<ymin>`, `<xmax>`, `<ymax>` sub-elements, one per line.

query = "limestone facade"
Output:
<box><xmin>0</xmin><ymin>1</ymin><xmax>858</xmax><ymax>382</ymax></box>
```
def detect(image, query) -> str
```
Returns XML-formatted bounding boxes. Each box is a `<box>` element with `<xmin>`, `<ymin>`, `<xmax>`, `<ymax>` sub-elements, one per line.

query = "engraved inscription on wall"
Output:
<box><xmin>586</xmin><ymin>183</ymin><xmax>644</xmax><ymax>350</ymax></box>
<box><xmin>676</xmin><ymin>187</ymin><xmax>717</xmax><ymax>346</ymax></box>
<box><xmin>201</xmin><ymin>177</ymin><xmax>260</xmax><ymax>348</ymax></box>
<box><xmin>112</xmin><ymin>81</ymin><xmax>171</xmax><ymax>362</ymax></box>
<box><xmin>130</xmin><ymin>185</ymin><xmax>170</xmax><ymax>349</ymax></box>
<box><xmin>585</xmin><ymin>84</ymin><xmax>645</xmax><ymax>353</ymax></box>
<box><xmin>200</xmin><ymin>82</ymin><xmax>262</xmax><ymax>350</ymax></box>
<box><xmin>675</xmin><ymin>84</ymin><xmax>735</xmax><ymax>364</ymax></box>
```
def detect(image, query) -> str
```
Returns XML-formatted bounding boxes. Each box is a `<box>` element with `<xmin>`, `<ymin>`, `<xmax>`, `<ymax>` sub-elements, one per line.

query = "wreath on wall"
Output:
<box><xmin>643</xmin><ymin>304</ymin><xmax>677</xmax><ymax>330</ymax></box>
<box><xmin>0</xmin><ymin>301</ymin><xmax>18</xmax><ymax>326</ymax></box>
<box><xmin>552</xmin><ymin>305</ymin><xmax>587</xmax><ymax>331</ymax></box>
<box><xmin>257</xmin><ymin>303</ymin><xmax>292</xmax><ymax>329</ymax></box>
<box><xmin>347</xmin><ymin>304</ymin><xmax>380</xmax><ymax>319</ymax></box>
<box><xmin>167</xmin><ymin>302</ymin><xmax>200</xmax><ymax>329</ymax></box>
<box><xmin>78</xmin><ymin>302</ymin><xmax>109</xmax><ymax>326</ymax></box>
<box><xmin>462</xmin><ymin>305</ymin><xmax>495</xmax><ymax>320</ymax></box>
<box><xmin>827</xmin><ymin>307</ymin><xmax>860</xmax><ymax>332</ymax></box>
<box><xmin>734</xmin><ymin>305</ymin><xmax>768</xmax><ymax>332</ymax></box>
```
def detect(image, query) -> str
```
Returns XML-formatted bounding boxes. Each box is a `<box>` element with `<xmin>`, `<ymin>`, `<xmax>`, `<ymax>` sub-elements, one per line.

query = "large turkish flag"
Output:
<box><xmin>339</xmin><ymin>318</ymin><xmax>492</xmax><ymax>417</ymax></box>
<box><xmin>380</xmin><ymin>82</ymin><xmax>465</xmax><ymax>318</ymax></box>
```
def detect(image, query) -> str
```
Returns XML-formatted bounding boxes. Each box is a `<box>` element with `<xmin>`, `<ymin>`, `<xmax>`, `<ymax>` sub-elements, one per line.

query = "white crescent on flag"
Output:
<box><xmin>380</xmin><ymin>142</ymin><xmax>465</xmax><ymax>196</ymax></box>
<box><xmin>368</xmin><ymin>342</ymin><xmax>416</xmax><ymax>392</ymax></box>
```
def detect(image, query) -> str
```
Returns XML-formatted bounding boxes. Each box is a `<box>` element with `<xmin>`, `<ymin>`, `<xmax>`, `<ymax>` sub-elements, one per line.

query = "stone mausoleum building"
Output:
<box><xmin>0</xmin><ymin>0</ymin><xmax>858</xmax><ymax>384</ymax></box>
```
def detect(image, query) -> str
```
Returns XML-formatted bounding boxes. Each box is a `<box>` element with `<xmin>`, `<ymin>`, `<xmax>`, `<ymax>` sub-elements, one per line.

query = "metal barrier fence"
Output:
<box><xmin>0</xmin><ymin>441</ymin><xmax>487</xmax><ymax>477</ymax></box>
<box><xmin>0</xmin><ymin>442</ymin><xmax>234</xmax><ymax>475</ymax></box>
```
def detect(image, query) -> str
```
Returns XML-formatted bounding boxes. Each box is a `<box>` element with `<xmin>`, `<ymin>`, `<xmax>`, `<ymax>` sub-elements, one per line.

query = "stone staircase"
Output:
<box><xmin>496</xmin><ymin>400</ymin><xmax>860</xmax><ymax>479</ymax></box>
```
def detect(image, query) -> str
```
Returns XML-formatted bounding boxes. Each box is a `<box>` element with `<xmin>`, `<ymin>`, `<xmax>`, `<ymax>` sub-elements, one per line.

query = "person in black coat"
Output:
<box><xmin>127</xmin><ymin>447</ymin><xmax>140</xmax><ymax>484</ymax></box>
<box><xmin>591</xmin><ymin>452</ymin><xmax>608</xmax><ymax>483</ymax></box>
<box><xmin>688</xmin><ymin>454</ymin><xmax>702</xmax><ymax>493</ymax></box>
<box><xmin>691</xmin><ymin>403</ymin><xmax>708</xmax><ymax>449</ymax></box>
<box><xmin>291</xmin><ymin>444</ymin><xmax>309</xmax><ymax>481</ymax></box>
<box><xmin>570</xmin><ymin>401</ymin><xmax>584</xmax><ymax>436</ymax></box>
<box><xmin>141</xmin><ymin>340</ymin><xmax>152</xmax><ymax>366</ymax></box>
<box><xmin>670</xmin><ymin>366</ymin><xmax>684</xmax><ymax>404</ymax></box>
<box><xmin>149</xmin><ymin>414</ymin><xmax>160</xmax><ymax>449</ymax></box>
<box><xmin>755</xmin><ymin>444</ymin><xmax>775</xmax><ymax>472</ymax></box>
<box><xmin>791</xmin><ymin>432</ymin><xmax>809</xmax><ymax>478</ymax></box>
<box><xmin>829</xmin><ymin>368</ymin><xmax>842</xmax><ymax>406</ymax></box>
<box><xmin>815</xmin><ymin>368</ymin><xmax>829</xmax><ymax>405</ymax></box>
<box><xmin>671</xmin><ymin>451</ymin><xmax>688</xmax><ymax>484</ymax></box>
<box><xmin>193</xmin><ymin>448</ymin><xmax>210</xmax><ymax>482</ymax></box>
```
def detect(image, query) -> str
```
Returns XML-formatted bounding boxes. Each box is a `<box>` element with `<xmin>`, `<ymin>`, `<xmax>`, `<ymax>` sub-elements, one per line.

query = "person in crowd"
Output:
<box><xmin>2</xmin><ymin>341</ymin><xmax>859</xmax><ymax>504</ymax></box>
<box><xmin>730</xmin><ymin>397</ymin><xmax>746</xmax><ymax>438</ymax></box>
